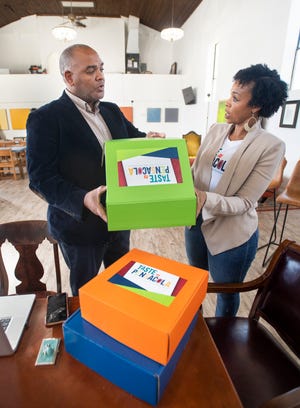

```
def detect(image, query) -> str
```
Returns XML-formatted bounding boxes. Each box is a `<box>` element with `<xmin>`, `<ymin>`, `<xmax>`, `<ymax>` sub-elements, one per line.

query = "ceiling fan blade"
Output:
<box><xmin>75</xmin><ymin>21</ymin><xmax>86</xmax><ymax>27</ymax></box>
<box><xmin>60</xmin><ymin>20</ymin><xmax>71</xmax><ymax>26</ymax></box>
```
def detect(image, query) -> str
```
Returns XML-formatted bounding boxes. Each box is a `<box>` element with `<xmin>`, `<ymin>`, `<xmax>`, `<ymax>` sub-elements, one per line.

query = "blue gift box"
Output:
<box><xmin>63</xmin><ymin>309</ymin><xmax>198</xmax><ymax>406</ymax></box>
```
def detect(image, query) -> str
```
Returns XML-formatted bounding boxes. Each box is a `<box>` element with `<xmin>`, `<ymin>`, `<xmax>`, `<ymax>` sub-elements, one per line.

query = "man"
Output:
<box><xmin>26</xmin><ymin>44</ymin><xmax>164</xmax><ymax>295</ymax></box>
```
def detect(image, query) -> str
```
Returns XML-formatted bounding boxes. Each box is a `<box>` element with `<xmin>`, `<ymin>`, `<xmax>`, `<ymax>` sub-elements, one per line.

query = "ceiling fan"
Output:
<box><xmin>52</xmin><ymin>1</ymin><xmax>88</xmax><ymax>40</ymax></box>
<box><xmin>67</xmin><ymin>13</ymin><xmax>87</xmax><ymax>28</ymax></box>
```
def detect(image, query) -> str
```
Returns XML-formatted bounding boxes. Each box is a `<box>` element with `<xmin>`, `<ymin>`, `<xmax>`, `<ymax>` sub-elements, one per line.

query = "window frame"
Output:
<box><xmin>290</xmin><ymin>30</ymin><xmax>300</xmax><ymax>90</ymax></box>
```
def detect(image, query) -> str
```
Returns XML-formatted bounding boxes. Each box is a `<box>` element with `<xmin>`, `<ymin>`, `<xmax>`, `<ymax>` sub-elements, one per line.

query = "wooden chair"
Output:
<box><xmin>0</xmin><ymin>220</ymin><xmax>62</xmax><ymax>297</ymax></box>
<box><xmin>260</xmin><ymin>387</ymin><xmax>300</xmax><ymax>408</ymax></box>
<box><xmin>0</xmin><ymin>140</ymin><xmax>15</xmax><ymax>147</ymax></box>
<box><xmin>258</xmin><ymin>157</ymin><xmax>287</xmax><ymax>265</ymax></box>
<box><xmin>13</xmin><ymin>136</ymin><xmax>26</xmax><ymax>143</ymax></box>
<box><xmin>0</xmin><ymin>148</ymin><xmax>24</xmax><ymax>180</ymax></box>
<box><xmin>182</xmin><ymin>131</ymin><xmax>201</xmax><ymax>165</ymax></box>
<box><xmin>259</xmin><ymin>157</ymin><xmax>287</xmax><ymax>213</ymax></box>
<box><xmin>206</xmin><ymin>239</ymin><xmax>300</xmax><ymax>408</ymax></box>
<box><xmin>13</xmin><ymin>143</ymin><xmax>27</xmax><ymax>175</ymax></box>
<box><xmin>262</xmin><ymin>160</ymin><xmax>300</xmax><ymax>266</ymax></box>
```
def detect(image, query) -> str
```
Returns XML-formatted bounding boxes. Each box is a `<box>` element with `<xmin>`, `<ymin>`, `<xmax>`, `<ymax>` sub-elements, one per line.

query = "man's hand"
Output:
<box><xmin>146</xmin><ymin>131</ymin><xmax>166</xmax><ymax>138</ymax></box>
<box><xmin>195</xmin><ymin>188</ymin><xmax>207</xmax><ymax>218</ymax></box>
<box><xmin>84</xmin><ymin>185</ymin><xmax>107</xmax><ymax>222</ymax></box>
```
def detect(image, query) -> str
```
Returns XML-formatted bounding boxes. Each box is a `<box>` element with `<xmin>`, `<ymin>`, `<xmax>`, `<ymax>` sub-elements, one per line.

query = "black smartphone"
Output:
<box><xmin>45</xmin><ymin>292</ymin><xmax>69</xmax><ymax>326</ymax></box>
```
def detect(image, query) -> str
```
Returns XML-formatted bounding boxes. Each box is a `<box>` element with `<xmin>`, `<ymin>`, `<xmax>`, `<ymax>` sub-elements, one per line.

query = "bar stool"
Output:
<box><xmin>258</xmin><ymin>157</ymin><xmax>287</xmax><ymax>241</ymax></box>
<box><xmin>262</xmin><ymin>160</ymin><xmax>300</xmax><ymax>266</ymax></box>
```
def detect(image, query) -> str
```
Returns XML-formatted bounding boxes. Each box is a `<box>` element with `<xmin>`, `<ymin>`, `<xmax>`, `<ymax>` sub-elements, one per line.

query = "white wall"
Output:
<box><xmin>0</xmin><ymin>2</ymin><xmax>299</xmax><ymax>175</ymax></box>
<box><xmin>174</xmin><ymin>0</ymin><xmax>299</xmax><ymax>176</ymax></box>
<box><xmin>0</xmin><ymin>72</ymin><xmax>190</xmax><ymax>139</ymax></box>
<box><xmin>0</xmin><ymin>14</ymin><xmax>184</xmax><ymax>140</ymax></box>
<box><xmin>0</xmin><ymin>15</ymin><xmax>125</xmax><ymax>74</ymax></box>
<box><xmin>0</xmin><ymin>15</ymin><xmax>172</xmax><ymax>75</ymax></box>
<box><xmin>266</xmin><ymin>0</ymin><xmax>300</xmax><ymax>176</ymax></box>
<box><xmin>139</xmin><ymin>24</ymin><xmax>173</xmax><ymax>75</ymax></box>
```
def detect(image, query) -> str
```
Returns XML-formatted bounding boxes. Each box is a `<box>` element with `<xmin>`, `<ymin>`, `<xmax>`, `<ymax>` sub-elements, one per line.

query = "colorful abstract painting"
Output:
<box><xmin>0</xmin><ymin>109</ymin><xmax>8</xmax><ymax>130</ymax></box>
<box><xmin>147</xmin><ymin>108</ymin><xmax>161</xmax><ymax>123</ymax></box>
<box><xmin>9</xmin><ymin>108</ymin><xmax>31</xmax><ymax>130</ymax></box>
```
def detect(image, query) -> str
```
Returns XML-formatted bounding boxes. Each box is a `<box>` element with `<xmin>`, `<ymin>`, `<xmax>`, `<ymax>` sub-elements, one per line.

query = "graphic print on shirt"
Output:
<box><xmin>212</xmin><ymin>147</ymin><xmax>226</xmax><ymax>174</ymax></box>
<box><xmin>209</xmin><ymin>138</ymin><xmax>243</xmax><ymax>192</ymax></box>
<box><xmin>212</xmin><ymin>138</ymin><xmax>243</xmax><ymax>176</ymax></box>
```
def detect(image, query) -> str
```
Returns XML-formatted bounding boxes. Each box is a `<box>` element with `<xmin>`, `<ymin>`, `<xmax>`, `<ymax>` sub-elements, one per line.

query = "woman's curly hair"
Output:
<box><xmin>233</xmin><ymin>64</ymin><xmax>288</xmax><ymax>118</ymax></box>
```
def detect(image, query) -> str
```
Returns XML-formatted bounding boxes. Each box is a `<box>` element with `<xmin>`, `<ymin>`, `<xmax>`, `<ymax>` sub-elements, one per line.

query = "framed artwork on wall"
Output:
<box><xmin>217</xmin><ymin>100</ymin><xmax>226</xmax><ymax>123</ymax></box>
<box><xmin>165</xmin><ymin>108</ymin><xmax>179</xmax><ymax>123</ymax></box>
<box><xmin>147</xmin><ymin>108</ymin><xmax>161</xmax><ymax>123</ymax></box>
<box><xmin>0</xmin><ymin>109</ymin><xmax>8</xmax><ymax>130</ymax></box>
<box><xmin>120</xmin><ymin>107</ymin><xmax>133</xmax><ymax>123</ymax></box>
<box><xmin>9</xmin><ymin>108</ymin><xmax>31</xmax><ymax>130</ymax></box>
<box><xmin>126</xmin><ymin>53</ymin><xmax>140</xmax><ymax>73</ymax></box>
<box><xmin>169</xmin><ymin>62</ymin><xmax>177</xmax><ymax>75</ymax></box>
<box><xmin>279</xmin><ymin>100</ymin><xmax>300</xmax><ymax>128</ymax></box>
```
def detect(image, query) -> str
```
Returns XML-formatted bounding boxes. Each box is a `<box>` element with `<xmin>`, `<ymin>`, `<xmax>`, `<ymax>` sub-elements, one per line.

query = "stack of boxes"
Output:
<box><xmin>63</xmin><ymin>138</ymin><xmax>208</xmax><ymax>404</ymax></box>
<box><xmin>63</xmin><ymin>249</ymin><xmax>208</xmax><ymax>405</ymax></box>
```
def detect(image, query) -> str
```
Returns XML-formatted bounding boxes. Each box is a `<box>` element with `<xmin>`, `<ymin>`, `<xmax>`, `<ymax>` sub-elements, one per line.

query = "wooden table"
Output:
<box><xmin>0</xmin><ymin>297</ymin><xmax>242</xmax><ymax>408</ymax></box>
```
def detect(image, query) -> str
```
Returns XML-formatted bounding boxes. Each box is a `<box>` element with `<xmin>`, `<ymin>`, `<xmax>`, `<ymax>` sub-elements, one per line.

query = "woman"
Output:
<box><xmin>185</xmin><ymin>64</ymin><xmax>288</xmax><ymax>317</ymax></box>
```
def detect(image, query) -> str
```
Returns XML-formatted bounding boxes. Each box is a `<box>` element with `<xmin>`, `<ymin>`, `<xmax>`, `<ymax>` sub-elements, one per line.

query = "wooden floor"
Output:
<box><xmin>1</xmin><ymin>176</ymin><xmax>300</xmax><ymax>318</ymax></box>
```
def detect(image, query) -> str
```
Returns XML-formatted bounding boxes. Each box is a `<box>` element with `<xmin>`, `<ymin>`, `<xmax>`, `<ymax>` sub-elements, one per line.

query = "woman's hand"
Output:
<box><xmin>146</xmin><ymin>131</ymin><xmax>166</xmax><ymax>138</ymax></box>
<box><xmin>84</xmin><ymin>185</ymin><xmax>107</xmax><ymax>222</ymax></box>
<box><xmin>195</xmin><ymin>188</ymin><xmax>207</xmax><ymax>218</ymax></box>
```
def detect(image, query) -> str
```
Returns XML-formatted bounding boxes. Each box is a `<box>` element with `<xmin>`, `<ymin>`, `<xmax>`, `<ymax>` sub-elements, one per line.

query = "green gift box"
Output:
<box><xmin>105</xmin><ymin>138</ymin><xmax>196</xmax><ymax>231</ymax></box>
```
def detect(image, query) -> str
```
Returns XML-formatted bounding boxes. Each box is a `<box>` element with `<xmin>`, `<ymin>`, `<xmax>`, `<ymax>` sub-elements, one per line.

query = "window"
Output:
<box><xmin>291</xmin><ymin>30</ymin><xmax>300</xmax><ymax>90</ymax></box>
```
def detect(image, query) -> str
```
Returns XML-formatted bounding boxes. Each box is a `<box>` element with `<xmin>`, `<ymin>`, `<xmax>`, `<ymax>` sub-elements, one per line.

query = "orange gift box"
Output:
<box><xmin>79</xmin><ymin>248</ymin><xmax>208</xmax><ymax>365</ymax></box>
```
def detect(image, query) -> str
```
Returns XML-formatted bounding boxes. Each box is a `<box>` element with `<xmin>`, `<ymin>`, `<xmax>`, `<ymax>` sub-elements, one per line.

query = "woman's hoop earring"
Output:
<box><xmin>244</xmin><ymin>114</ymin><xmax>257</xmax><ymax>132</ymax></box>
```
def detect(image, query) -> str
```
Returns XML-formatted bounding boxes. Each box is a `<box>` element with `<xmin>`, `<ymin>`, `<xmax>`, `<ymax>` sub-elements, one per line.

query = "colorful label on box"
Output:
<box><xmin>118</xmin><ymin>147</ymin><xmax>183</xmax><ymax>187</ymax></box>
<box><xmin>123</xmin><ymin>262</ymin><xmax>179</xmax><ymax>296</ymax></box>
<box><xmin>109</xmin><ymin>260</ymin><xmax>186</xmax><ymax>306</ymax></box>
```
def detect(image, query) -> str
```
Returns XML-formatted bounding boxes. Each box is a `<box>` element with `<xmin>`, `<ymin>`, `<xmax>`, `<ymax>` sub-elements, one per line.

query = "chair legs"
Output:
<box><xmin>257</xmin><ymin>189</ymin><xmax>279</xmax><ymax>258</ymax></box>
<box><xmin>261</xmin><ymin>203</ymin><xmax>289</xmax><ymax>267</ymax></box>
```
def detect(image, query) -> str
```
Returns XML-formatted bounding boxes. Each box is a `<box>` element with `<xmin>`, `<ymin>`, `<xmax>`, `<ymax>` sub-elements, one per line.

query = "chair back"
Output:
<box><xmin>285</xmin><ymin>160</ymin><xmax>300</xmax><ymax>198</ymax></box>
<box><xmin>0</xmin><ymin>148</ymin><xmax>22</xmax><ymax>180</ymax></box>
<box><xmin>13</xmin><ymin>136</ymin><xmax>26</xmax><ymax>143</ymax></box>
<box><xmin>0</xmin><ymin>220</ymin><xmax>62</xmax><ymax>296</ymax></box>
<box><xmin>268</xmin><ymin>157</ymin><xmax>287</xmax><ymax>190</ymax></box>
<box><xmin>250</xmin><ymin>240</ymin><xmax>300</xmax><ymax>358</ymax></box>
<box><xmin>0</xmin><ymin>148</ymin><xmax>17</xmax><ymax>163</ymax></box>
<box><xmin>0</xmin><ymin>141</ymin><xmax>15</xmax><ymax>147</ymax></box>
<box><xmin>182</xmin><ymin>131</ymin><xmax>201</xmax><ymax>157</ymax></box>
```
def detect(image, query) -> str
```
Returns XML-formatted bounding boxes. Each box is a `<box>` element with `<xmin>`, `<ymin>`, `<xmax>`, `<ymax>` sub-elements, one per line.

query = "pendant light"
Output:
<box><xmin>161</xmin><ymin>0</ymin><xmax>184</xmax><ymax>42</ymax></box>
<box><xmin>52</xmin><ymin>24</ymin><xmax>77</xmax><ymax>41</ymax></box>
<box><xmin>52</xmin><ymin>1</ymin><xmax>77</xmax><ymax>41</ymax></box>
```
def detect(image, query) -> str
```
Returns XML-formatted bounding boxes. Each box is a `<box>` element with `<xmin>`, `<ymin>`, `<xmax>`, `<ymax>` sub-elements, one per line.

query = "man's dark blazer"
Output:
<box><xmin>26</xmin><ymin>91</ymin><xmax>146</xmax><ymax>245</ymax></box>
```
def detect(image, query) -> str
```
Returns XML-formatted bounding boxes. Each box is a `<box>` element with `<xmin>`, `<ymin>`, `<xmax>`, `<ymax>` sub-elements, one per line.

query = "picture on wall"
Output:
<box><xmin>126</xmin><ymin>53</ymin><xmax>140</xmax><ymax>74</ymax></box>
<box><xmin>120</xmin><ymin>107</ymin><xmax>133</xmax><ymax>123</ymax></box>
<box><xmin>217</xmin><ymin>100</ymin><xmax>226</xmax><ymax>123</ymax></box>
<box><xmin>165</xmin><ymin>108</ymin><xmax>179</xmax><ymax>123</ymax></box>
<box><xmin>279</xmin><ymin>100</ymin><xmax>299</xmax><ymax>128</ymax></box>
<box><xmin>169</xmin><ymin>62</ymin><xmax>177</xmax><ymax>75</ymax></box>
<box><xmin>9</xmin><ymin>108</ymin><xmax>31</xmax><ymax>130</ymax></box>
<box><xmin>0</xmin><ymin>109</ymin><xmax>8</xmax><ymax>130</ymax></box>
<box><xmin>147</xmin><ymin>108</ymin><xmax>161</xmax><ymax>123</ymax></box>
